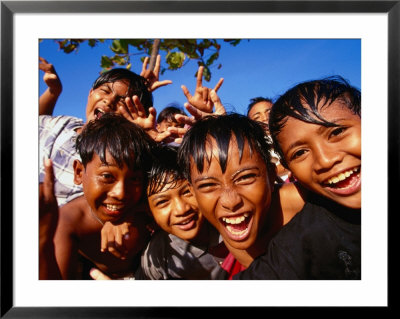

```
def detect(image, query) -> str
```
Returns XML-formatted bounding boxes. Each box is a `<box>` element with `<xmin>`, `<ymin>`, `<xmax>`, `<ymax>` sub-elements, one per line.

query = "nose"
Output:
<box><xmin>109</xmin><ymin>180</ymin><xmax>125</xmax><ymax>200</ymax></box>
<box><xmin>173</xmin><ymin>197</ymin><xmax>191</xmax><ymax>216</ymax></box>
<box><xmin>312</xmin><ymin>142</ymin><xmax>342</xmax><ymax>173</ymax></box>
<box><xmin>103</xmin><ymin>94</ymin><xmax>119</xmax><ymax>110</ymax></box>
<box><xmin>260</xmin><ymin>113</ymin><xmax>269</xmax><ymax>124</ymax></box>
<box><xmin>219</xmin><ymin>187</ymin><xmax>243</xmax><ymax>212</ymax></box>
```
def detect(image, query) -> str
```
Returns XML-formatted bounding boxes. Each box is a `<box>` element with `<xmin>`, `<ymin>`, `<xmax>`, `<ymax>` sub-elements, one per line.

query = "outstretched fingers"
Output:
<box><xmin>213</xmin><ymin>78</ymin><xmax>224</xmax><ymax>92</ymax></box>
<box><xmin>210</xmin><ymin>89</ymin><xmax>226</xmax><ymax>115</ymax></box>
<box><xmin>196</xmin><ymin>66</ymin><xmax>204</xmax><ymax>88</ymax></box>
<box><xmin>141</xmin><ymin>57</ymin><xmax>150</xmax><ymax>75</ymax></box>
<box><xmin>181</xmin><ymin>85</ymin><xmax>193</xmax><ymax>100</ymax></box>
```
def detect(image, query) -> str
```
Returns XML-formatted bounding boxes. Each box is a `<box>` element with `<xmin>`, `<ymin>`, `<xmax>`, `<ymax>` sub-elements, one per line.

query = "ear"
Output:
<box><xmin>73</xmin><ymin>160</ymin><xmax>84</xmax><ymax>185</ymax></box>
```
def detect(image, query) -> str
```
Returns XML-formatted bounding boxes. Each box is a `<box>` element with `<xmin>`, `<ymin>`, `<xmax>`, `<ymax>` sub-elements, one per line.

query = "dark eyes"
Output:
<box><xmin>181</xmin><ymin>187</ymin><xmax>192</xmax><ymax>196</ymax></box>
<box><xmin>330</xmin><ymin>126</ymin><xmax>346</xmax><ymax>138</ymax></box>
<box><xmin>235</xmin><ymin>173</ymin><xmax>257</xmax><ymax>184</ymax></box>
<box><xmin>290</xmin><ymin>149</ymin><xmax>307</xmax><ymax>160</ymax></box>
<box><xmin>197</xmin><ymin>182</ymin><xmax>216</xmax><ymax>190</ymax></box>
<box><xmin>100</xmin><ymin>173</ymin><xmax>115</xmax><ymax>183</ymax></box>
<box><xmin>154</xmin><ymin>199</ymin><xmax>169</xmax><ymax>207</ymax></box>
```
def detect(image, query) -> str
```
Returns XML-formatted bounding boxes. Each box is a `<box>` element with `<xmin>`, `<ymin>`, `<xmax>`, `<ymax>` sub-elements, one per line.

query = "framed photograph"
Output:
<box><xmin>1</xmin><ymin>0</ymin><xmax>395</xmax><ymax>317</ymax></box>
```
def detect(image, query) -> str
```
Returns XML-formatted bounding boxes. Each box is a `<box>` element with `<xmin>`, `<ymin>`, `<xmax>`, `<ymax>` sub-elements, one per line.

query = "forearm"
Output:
<box><xmin>39</xmin><ymin>87</ymin><xmax>62</xmax><ymax>115</ymax></box>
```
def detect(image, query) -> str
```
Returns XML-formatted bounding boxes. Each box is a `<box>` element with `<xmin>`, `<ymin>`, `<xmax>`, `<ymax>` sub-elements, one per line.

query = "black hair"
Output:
<box><xmin>92</xmin><ymin>68</ymin><xmax>153</xmax><ymax>114</ymax></box>
<box><xmin>247</xmin><ymin>97</ymin><xmax>273</xmax><ymax>116</ymax></box>
<box><xmin>75</xmin><ymin>113</ymin><xmax>156</xmax><ymax>181</ymax></box>
<box><xmin>156</xmin><ymin>105</ymin><xmax>186</xmax><ymax>124</ymax></box>
<box><xmin>147</xmin><ymin>145</ymin><xmax>185</xmax><ymax>197</ymax></box>
<box><xmin>269</xmin><ymin>75</ymin><xmax>361</xmax><ymax>167</ymax></box>
<box><xmin>177</xmin><ymin>113</ymin><xmax>275</xmax><ymax>182</ymax></box>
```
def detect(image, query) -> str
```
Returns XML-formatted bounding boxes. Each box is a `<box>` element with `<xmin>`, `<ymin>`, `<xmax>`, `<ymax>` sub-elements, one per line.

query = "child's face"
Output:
<box><xmin>74</xmin><ymin>151</ymin><xmax>143</xmax><ymax>223</ymax></box>
<box><xmin>147</xmin><ymin>177</ymin><xmax>203</xmax><ymax>241</ymax></box>
<box><xmin>248</xmin><ymin>101</ymin><xmax>273</xmax><ymax>133</ymax></box>
<box><xmin>157</xmin><ymin>119</ymin><xmax>184</xmax><ymax>133</ymax></box>
<box><xmin>276</xmin><ymin>100</ymin><xmax>361</xmax><ymax>209</ymax></box>
<box><xmin>85</xmin><ymin>80</ymin><xmax>131</xmax><ymax>122</ymax></box>
<box><xmin>189</xmin><ymin>136</ymin><xmax>273</xmax><ymax>251</ymax></box>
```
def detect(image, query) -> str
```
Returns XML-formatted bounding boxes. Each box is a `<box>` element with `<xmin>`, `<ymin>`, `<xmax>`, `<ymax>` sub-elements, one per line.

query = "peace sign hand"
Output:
<box><xmin>141</xmin><ymin>55</ymin><xmax>172</xmax><ymax>92</ymax></box>
<box><xmin>181</xmin><ymin>66</ymin><xmax>224</xmax><ymax>113</ymax></box>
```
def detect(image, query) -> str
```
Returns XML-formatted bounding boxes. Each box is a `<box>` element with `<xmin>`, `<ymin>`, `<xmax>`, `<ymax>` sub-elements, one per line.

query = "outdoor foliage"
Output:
<box><xmin>54</xmin><ymin>39</ymin><xmax>243</xmax><ymax>81</ymax></box>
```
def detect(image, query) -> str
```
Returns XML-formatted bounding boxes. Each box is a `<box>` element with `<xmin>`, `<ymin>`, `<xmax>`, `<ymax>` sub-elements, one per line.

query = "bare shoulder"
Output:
<box><xmin>278</xmin><ymin>182</ymin><xmax>306</xmax><ymax>224</ymax></box>
<box><xmin>58</xmin><ymin>196</ymin><xmax>88</xmax><ymax>233</ymax></box>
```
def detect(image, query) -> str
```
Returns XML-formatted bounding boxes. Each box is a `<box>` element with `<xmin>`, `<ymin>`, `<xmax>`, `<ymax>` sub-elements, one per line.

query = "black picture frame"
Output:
<box><xmin>1</xmin><ymin>1</ymin><xmax>395</xmax><ymax>317</ymax></box>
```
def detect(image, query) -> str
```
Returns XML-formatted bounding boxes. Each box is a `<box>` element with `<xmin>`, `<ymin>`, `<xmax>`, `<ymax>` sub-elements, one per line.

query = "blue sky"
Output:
<box><xmin>39</xmin><ymin>39</ymin><xmax>361</xmax><ymax>120</ymax></box>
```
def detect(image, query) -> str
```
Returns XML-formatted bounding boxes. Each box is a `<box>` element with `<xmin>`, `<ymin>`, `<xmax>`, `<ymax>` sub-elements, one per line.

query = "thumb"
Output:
<box><xmin>90</xmin><ymin>268</ymin><xmax>111</xmax><ymax>280</ymax></box>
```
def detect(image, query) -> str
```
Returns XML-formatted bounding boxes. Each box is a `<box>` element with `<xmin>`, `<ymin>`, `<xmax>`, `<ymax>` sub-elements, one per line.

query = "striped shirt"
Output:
<box><xmin>39</xmin><ymin>115</ymin><xmax>84</xmax><ymax>206</ymax></box>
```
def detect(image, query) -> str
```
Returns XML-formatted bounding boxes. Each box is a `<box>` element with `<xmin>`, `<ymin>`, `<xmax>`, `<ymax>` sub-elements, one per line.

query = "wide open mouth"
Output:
<box><xmin>94</xmin><ymin>108</ymin><xmax>106</xmax><ymax>119</ymax></box>
<box><xmin>322</xmin><ymin>166</ymin><xmax>361</xmax><ymax>195</ymax></box>
<box><xmin>220</xmin><ymin>212</ymin><xmax>253</xmax><ymax>242</ymax></box>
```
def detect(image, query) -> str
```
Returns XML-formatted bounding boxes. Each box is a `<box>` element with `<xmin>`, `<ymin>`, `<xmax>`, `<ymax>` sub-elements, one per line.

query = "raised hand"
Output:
<box><xmin>181</xmin><ymin>66</ymin><xmax>224</xmax><ymax>113</ymax></box>
<box><xmin>119</xmin><ymin>96</ymin><xmax>172</xmax><ymax>143</ymax></box>
<box><xmin>39</xmin><ymin>57</ymin><xmax>62</xmax><ymax>115</ymax></box>
<box><xmin>185</xmin><ymin>89</ymin><xmax>226</xmax><ymax>119</ymax></box>
<box><xmin>168</xmin><ymin>90</ymin><xmax>226</xmax><ymax>144</ymax></box>
<box><xmin>141</xmin><ymin>54</ymin><xmax>172</xmax><ymax>92</ymax></box>
<box><xmin>39</xmin><ymin>57</ymin><xmax>62</xmax><ymax>93</ymax></box>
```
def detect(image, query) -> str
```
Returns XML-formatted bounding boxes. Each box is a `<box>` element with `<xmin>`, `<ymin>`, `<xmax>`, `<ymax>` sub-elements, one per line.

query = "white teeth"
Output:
<box><xmin>106</xmin><ymin>204</ymin><xmax>122</xmax><ymax>211</ymax></box>
<box><xmin>180</xmin><ymin>219</ymin><xmax>191</xmax><ymax>225</ymax></box>
<box><xmin>326</xmin><ymin>167</ymin><xmax>360</xmax><ymax>185</ymax></box>
<box><xmin>226</xmin><ymin>225</ymin><xmax>247</xmax><ymax>236</ymax></box>
<box><xmin>222</xmin><ymin>215</ymin><xmax>247</xmax><ymax>224</ymax></box>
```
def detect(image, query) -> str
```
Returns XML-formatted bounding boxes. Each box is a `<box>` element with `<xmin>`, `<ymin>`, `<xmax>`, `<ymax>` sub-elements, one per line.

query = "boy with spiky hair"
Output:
<box><xmin>45</xmin><ymin>113</ymin><xmax>156</xmax><ymax>279</ymax></box>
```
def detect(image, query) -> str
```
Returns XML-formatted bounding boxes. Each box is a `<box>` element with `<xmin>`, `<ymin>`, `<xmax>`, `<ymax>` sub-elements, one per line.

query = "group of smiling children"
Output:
<box><xmin>39</xmin><ymin>56</ymin><xmax>361</xmax><ymax>280</ymax></box>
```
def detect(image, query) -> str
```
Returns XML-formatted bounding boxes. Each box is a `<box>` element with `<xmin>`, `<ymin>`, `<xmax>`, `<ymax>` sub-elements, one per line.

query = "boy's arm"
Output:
<box><xmin>39</xmin><ymin>57</ymin><xmax>62</xmax><ymax>116</ymax></box>
<box><xmin>53</xmin><ymin>203</ymin><xmax>80</xmax><ymax>279</ymax></box>
<box><xmin>39</xmin><ymin>159</ymin><xmax>62</xmax><ymax>279</ymax></box>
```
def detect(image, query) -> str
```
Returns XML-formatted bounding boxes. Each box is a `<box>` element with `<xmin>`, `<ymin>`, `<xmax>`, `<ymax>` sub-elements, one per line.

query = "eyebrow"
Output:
<box><xmin>192</xmin><ymin>166</ymin><xmax>260</xmax><ymax>184</ymax></box>
<box><xmin>149</xmin><ymin>193</ymin><xmax>169</xmax><ymax>201</ymax></box>
<box><xmin>193</xmin><ymin>175</ymin><xmax>219</xmax><ymax>184</ymax></box>
<box><xmin>231</xmin><ymin>166</ymin><xmax>260</xmax><ymax>179</ymax></box>
<box><xmin>285</xmin><ymin>117</ymin><xmax>349</xmax><ymax>152</ymax></box>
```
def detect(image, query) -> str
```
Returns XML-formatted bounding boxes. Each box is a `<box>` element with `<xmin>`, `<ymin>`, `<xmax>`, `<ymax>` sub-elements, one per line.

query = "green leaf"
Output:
<box><xmin>166</xmin><ymin>51</ymin><xmax>185</xmax><ymax>69</ymax></box>
<box><xmin>112</xmin><ymin>55</ymin><xmax>127</xmax><ymax>66</ymax></box>
<box><xmin>101</xmin><ymin>55</ymin><xmax>114</xmax><ymax>69</ymax></box>
<box><xmin>206</xmin><ymin>52</ymin><xmax>219</xmax><ymax>66</ymax></box>
<box><xmin>202</xmin><ymin>66</ymin><xmax>211</xmax><ymax>82</ymax></box>
<box><xmin>224</xmin><ymin>39</ymin><xmax>242</xmax><ymax>46</ymax></box>
<box><xmin>111</xmin><ymin>40</ymin><xmax>128</xmax><ymax>54</ymax></box>
<box><xmin>88</xmin><ymin>39</ymin><xmax>97</xmax><ymax>47</ymax></box>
